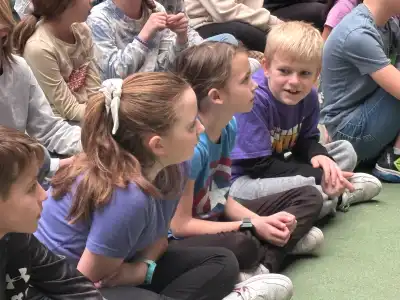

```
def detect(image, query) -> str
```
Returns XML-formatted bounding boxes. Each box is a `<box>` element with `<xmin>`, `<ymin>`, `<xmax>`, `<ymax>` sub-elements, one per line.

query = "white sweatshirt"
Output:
<box><xmin>185</xmin><ymin>0</ymin><xmax>279</xmax><ymax>31</ymax></box>
<box><xmin>0</xmin><ymin>55</ymin><xmax>82</xmax><ymax>165</ymax></box>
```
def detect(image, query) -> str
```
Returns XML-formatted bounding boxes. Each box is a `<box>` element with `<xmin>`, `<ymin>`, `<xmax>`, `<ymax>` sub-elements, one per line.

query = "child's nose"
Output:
<box><xmin>37</xmin><ymin>183</ymin><xmax>47</xmax><ymax>203</ymax></box>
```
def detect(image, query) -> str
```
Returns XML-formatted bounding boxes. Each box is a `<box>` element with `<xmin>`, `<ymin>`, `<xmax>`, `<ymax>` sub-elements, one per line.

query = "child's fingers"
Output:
<box><xmin>322</xmin><ymin>162</ymin><xmax>331</xmax><ymax>184</ymax></box>
<box><xmin>342</xmin><ymin>178</ymin><xmax>355</xmax><ymax>192</ymax></box>
<box><xmin>342</xmin><ymin>171</ymin><xmax>354</xmax><ymax>178</ymax></box>
<box><xmin>167</xmin><ymin>13</ymin><xmax>184</xmax><ymax>23</ymax></box>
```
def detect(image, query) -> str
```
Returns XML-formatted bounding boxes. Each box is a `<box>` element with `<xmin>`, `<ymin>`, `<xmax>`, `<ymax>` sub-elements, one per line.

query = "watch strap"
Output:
<box><xmin>142</xmin><ymin>259</ymin><xmax>157</xmax><ymax>285</ymax></box>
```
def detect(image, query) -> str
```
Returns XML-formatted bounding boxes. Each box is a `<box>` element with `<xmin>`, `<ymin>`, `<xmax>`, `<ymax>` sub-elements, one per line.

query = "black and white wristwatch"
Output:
<box><xmin>239</xmin><ymin>217</ymin><xmax>255</xmax><ymax>234</ymax></box>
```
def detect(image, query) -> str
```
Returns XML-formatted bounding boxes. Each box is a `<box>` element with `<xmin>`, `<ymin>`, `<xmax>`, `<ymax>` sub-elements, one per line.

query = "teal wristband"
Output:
<box><xmin>142</xmin><ymin>259</ymin><xmax>157</xmax><ymax>285</ymax></box>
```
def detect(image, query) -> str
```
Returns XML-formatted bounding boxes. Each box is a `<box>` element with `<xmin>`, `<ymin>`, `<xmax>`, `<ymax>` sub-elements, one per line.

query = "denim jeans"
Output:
<box><xmin>327</xmin><ymin>87</ymin><xmax>400</xmax><ymax>162</ymax></box>
<box><xmin>205</xmin><ymin>34</ymin><xmax>238</xmax><ymax>45</ymax></box>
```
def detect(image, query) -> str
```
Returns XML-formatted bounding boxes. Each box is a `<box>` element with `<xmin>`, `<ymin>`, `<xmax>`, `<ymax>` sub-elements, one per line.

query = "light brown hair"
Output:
<box><xmin>12</xmin><ymin>0</ymin><xmax>74</xmax><ymax>55</ymax></box>
<box><xmin>0</xmin><ymin>126</ymin><xmax>44</xmax><ymax>200</ymax></box>
<box><xmin>173</xmin><ymin>42</ymin><xmax>247</xmax><ymax>108</ymax></box>
<box><xmin>52</xmin><ymin>72</ymin><xmax>190</xmax><ymax>223</ymax></box>
<box><xmin>0</xmin><ymin>0</ymin><xmax>16</xmax><ymax>67</ymax></box>
<box><xmin>264</xmin><ymin>21</ymin><xmax>323</xmax><ymax>67</ymax></box>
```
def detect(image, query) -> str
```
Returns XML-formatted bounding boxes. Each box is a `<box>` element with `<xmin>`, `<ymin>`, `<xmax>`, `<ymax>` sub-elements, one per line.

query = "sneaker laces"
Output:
<box><xmin>233</xmin><ymin>286</ymin><xmax>260</xmax><ymax>300</ymax></box>
<box><xmin>340</xmin><ymin>187</ymin><xmax>365</xmax><ymax>212</ymax></box>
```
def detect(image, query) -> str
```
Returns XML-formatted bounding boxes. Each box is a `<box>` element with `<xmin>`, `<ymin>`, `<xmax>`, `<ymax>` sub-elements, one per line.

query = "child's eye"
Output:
<box><xmin>28</xmin><ymin>182</ymin><xmax>37</xmax><ymax>193</ymax></box>
<box><xmin>188</xmin><ymin>122</ymin><xmax>197</xmax><ymax>132</ymax></box>
<box><xmin>278</xmin><ymin>69</ymin><xmax>290</xmax><ymax>75</ymax></box>
<box><xmin>301</xmin><ymin>71</ymin><xmax>312</xmax><ymax>76</ymax></box>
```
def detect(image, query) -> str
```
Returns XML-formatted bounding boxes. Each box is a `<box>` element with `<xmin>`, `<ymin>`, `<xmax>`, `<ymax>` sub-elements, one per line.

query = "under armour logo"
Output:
<box><xmin>6</xmin><ymin>268</ymin><xmax>30</xmax><ymax>290</ymax></box>
<box><xmin>10</xmin><ymin>288</ymin><xmax>29</xmax><ymax>300</ymax></box>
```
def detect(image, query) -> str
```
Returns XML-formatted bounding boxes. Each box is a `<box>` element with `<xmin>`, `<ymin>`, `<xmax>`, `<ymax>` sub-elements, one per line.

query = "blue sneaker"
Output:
<box><xmin>373</xmin><ymin>148</ymin><xmax>400</xmax><ymax>183</ymax></box>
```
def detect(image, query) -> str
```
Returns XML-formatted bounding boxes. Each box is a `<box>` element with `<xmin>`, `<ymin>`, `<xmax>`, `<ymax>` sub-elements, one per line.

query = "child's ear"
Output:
<box><xmin>147</xmin><ymin>134</ymin><xmax>166</xmax><ymax>157</ymax></box>
<box><xmin>262</xmin><ymin>57</ymin><xmax>271</xmax><ymax>78</ymax></box>
<box><xmin>208</xmin><ymin>88</ymin><xmax>224</xmax><ymax>105</ymax></box>
<box><xmin>313</xmin><ymin>67</ymin><xmax>322</xmax><ymax>84</ymax></box>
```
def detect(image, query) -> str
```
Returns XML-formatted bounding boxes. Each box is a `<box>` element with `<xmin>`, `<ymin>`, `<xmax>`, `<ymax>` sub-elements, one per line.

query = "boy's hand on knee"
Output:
<box><xmin>311</xmin><ymin>155</ymin><xmax>354</xmax><ymax>190</ymax></box>
<box><xmin>321</xmin><ymin>171</ymin><xmax>354</xmax><ymax>198</ymax></box>
<box><xmin>277</xmin><ymin>212</ymin><xmax>297</xmax><ymax>233</ymax></box>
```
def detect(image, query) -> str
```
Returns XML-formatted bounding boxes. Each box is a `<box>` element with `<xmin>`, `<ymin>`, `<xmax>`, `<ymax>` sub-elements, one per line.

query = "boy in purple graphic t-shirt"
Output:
<box><xmin>229</xmin><ymin>21</ymin><xmax>382</xmax><ymax>217</ymax></box>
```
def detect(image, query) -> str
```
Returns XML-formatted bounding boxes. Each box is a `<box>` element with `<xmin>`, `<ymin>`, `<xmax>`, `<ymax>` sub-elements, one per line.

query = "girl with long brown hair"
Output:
<box><xmin>34</xmin><ymin>72</ymin><xmax>250</xmax><ymax>300</ymax></box>
<box><xmin>12</xmin><ymin>0</ymin><xmax>101</xmax><ymax>123</ymax></box>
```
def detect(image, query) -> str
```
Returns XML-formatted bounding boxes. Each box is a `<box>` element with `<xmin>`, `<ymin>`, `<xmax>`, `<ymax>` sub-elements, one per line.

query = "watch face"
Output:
<box><xmin>241</xmin><ymin>223</ymin><xmax>253</xmax><ymax>228</ymax></box>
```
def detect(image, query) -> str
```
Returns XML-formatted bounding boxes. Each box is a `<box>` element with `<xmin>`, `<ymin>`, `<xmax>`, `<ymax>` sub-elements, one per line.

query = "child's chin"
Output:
<box><xmin>281</xmin><ymin>97</ymin><xmax>302</xmax><ymax>106</ymax></box>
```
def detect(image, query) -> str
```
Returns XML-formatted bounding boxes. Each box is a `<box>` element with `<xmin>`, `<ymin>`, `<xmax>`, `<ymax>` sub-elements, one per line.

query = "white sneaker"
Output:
<box><xmin>290</xmin><ymin>226</ymin><xmax>324</xmax><ymax>255</ymax></box>
<box><xmin>224</xmin><ymin>274</ymin><xmax>293</xmax><ymax>300</ymax></box>
<box><xmin>318</xmin><ymin>199</ymin><xmax>338</xmax><ymax>219</ymax></box>
<box><xmin>238</xmin><ymin>264</ymin><xmax>269</xmax><ymax>282</ymax></box>
<box><xmin>338</xmin><ymin>173</ymin><xmax>382</xmax><ymax>212</ymax></box>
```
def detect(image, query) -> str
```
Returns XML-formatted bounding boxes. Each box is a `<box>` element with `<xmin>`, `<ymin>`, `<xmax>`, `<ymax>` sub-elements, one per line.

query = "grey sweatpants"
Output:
<box><xmin>229</xmin><ymin>140</ymin><xmax>357</xmax><ymax>219</ymax></box>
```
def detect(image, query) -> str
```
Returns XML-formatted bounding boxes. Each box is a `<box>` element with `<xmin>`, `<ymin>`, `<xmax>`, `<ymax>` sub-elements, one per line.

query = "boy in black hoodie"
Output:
<box><xmin>0</xmin><ymin>126</ymin><xmax>103</xmax><ymax>300</ymax></box>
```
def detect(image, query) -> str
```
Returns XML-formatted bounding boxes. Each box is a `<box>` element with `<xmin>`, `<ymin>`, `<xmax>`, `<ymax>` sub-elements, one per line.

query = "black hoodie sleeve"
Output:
<box><xmin>234</xmin><ymin>155</ymin><xmax>324</xmax><ymax>184</ymax></box>
<box><xmin>291</xmin><ymin>136</ymin><xmax>333</xmax><ymax>163</ymax></box>
<box><xmin>27</xmin><ymin>234</ymin><xmax>103</xmax><ymax>300</ymax></box>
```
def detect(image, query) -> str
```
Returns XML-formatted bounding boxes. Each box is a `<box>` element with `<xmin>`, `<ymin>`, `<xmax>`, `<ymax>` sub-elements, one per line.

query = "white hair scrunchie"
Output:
<box><xmin>100</xmin><ymin>78</ymin><xmax>124</xmax><ymax>135</ymax></box>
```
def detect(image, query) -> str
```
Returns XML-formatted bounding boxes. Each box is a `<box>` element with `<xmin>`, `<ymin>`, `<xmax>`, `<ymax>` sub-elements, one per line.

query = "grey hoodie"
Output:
<box><xmin>0</xmin><ymin>55</ymin><xmax>82</xmax><ymax>172</ymax></box>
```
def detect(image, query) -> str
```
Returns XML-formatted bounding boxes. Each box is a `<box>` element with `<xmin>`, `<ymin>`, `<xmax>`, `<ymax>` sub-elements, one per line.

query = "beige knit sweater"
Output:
<box><xmin>185</xmin><ymin>0</ymin><xmax>280</xmax><ymax>32</ymax></box>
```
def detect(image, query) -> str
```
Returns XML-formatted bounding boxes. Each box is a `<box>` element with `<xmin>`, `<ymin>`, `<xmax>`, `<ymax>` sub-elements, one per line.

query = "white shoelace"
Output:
<box><xmin>233</xmin><ymin>286</ymin><xmax>261</xmax><ymax>300</ymax></box>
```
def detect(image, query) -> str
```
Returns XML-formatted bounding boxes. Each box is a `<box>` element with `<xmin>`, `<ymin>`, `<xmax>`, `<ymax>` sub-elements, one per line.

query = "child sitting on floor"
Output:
<box><xmin>0</xmin><ymin>126</ymin><xmax>102</xmax><ymax>300</ymax></box>
<box><xmin>229</xmin><ymin>22</ymin><xmax>381</xmax><ymax>215</ymax></box>
<box><xmin>321</xmin><ymin>0</ymin><xmax>400</xmax><ymax>182</ymax></box>
<box><xmin>13</xmin><ymin>0</ymin><xmax>101</xmax><ymax>124</ymax></box>
<box><xmin>87</xmin><ymin>0</ymin><xmax>189</xmax><ymax>80</ymax></box>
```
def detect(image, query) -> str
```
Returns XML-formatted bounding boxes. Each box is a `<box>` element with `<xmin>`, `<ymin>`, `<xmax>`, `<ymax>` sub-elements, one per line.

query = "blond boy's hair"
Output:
<box><xmin>265</xmin><ymin>21</ymin><xmax>323</xmax><ymax>67</ymax></box>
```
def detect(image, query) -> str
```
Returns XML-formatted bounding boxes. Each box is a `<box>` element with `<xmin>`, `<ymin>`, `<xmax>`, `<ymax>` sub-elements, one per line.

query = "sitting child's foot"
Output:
<box><xmin>290</xmin><ymin>226</ymin><xmax>324</xmax><ymax>255</ymax></box>
<box><xmin>373</xmin><ymin>148</ymin><xmax>400</xmax><ymax>183</ymax></box>
<box><xmin>318</xmin><ymin>198</ymin><xmax>337</xmax><ymax>219</ymax></box>
<box><xmin>225</xmin><ymin>274</ymin><xmax>293</xmax><ymax>300</ymax></box>
<box><xmin>338</xmin><ymin>173</ymin><xmax>382</xmax><ymax>212</ymax></box>
<box><xmin>238</xmin><ymin>264</ymin><xmax>269</xmax><ymax>282</ymax></box>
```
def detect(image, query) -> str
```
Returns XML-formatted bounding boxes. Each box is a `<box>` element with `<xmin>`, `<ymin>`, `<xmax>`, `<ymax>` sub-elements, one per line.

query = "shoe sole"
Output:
<box><xmin>235</xmin><ymin>274</ymin><xmax>294</xmax><ymax>300</ymax></box>
<box><xmin>235</xmin><ymin>274</ymin><xmax>292</xmax><ymax>289</ymax></box>
<box><xmin>291</xmin><ymin>227</ymin><xmax>324</xmax><ymax>255</ymax></box>
<box><xmin>373</xmin><ymin>165</ymin><xmax>400</xmax><ymax>183</ymax></box>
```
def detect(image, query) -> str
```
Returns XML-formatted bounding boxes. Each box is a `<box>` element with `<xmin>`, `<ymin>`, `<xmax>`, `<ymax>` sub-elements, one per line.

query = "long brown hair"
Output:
<box><xmin>51</xmin><ymin>72</ymin><xmax>190</xmax><ymax>223</ymax></box>
<box><xmin>0</xmin><ymin>0</ymin><xmax>16</xmax><ymax>68</ymax></box>
<box><xmin>12</xmin><ymin>0</ymin><xmax>74</xmax><ymax>55</ymax></box>
<box><xmin>173</xmin><ymin>42</ymin><xmax>247</xmax><ymax>108</ymax></box>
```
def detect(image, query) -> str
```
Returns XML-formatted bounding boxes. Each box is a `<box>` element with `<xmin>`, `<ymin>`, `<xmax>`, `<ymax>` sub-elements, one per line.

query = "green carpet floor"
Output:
<box><xmin>283</xmin><ymin>183</ymin><xmax>399</xmax><ymax>300</ymax></box>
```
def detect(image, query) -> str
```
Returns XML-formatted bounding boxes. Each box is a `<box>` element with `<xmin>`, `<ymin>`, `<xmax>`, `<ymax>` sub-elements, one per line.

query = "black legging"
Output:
<box><xmin>197</xmin><ymin>21</ymin><xmax>267</xmax><ymax>52</ymax></box>
<box><xmin>266</xmin><ymin>1</ymin><xmax>329</xmax><ymax>31</ymax></box>
<box><xmin>100</xmin><ymin>246</ymin><xmax>238</xmax><ymax>300</ymax></box>
<box><xmin>170</xmin><ymin>186</ymin><xmax>322</xmax><ymax>272</ymax></box>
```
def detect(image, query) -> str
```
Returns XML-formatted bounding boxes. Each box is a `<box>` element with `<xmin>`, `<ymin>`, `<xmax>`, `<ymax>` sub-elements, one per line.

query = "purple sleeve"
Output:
<box><xmin>325</xmin><ymin>0</ymin><xmax>358</xmax><ymax>28</ymax></box>
<box><xmin>298</xmin><ymin>89</ymin><xmax>321</xmax><ymax>140</ymax></box>
<box><xmin>86</xmin><ymin>185</ymin><xmax>148</xmax><ymax>259</ymax></box>
<box><xmin>230</xmin><ymin>93</ymin><xmax>273</xmax><ymax>160</ymax></box>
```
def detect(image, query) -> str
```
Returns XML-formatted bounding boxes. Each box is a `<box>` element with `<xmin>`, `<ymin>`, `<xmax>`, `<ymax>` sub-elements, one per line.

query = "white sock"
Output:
<box><xmin>393</xmin><ymin>147</ymin><xmax>400</xmax><ymax>155</ymax></box>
